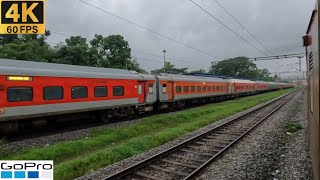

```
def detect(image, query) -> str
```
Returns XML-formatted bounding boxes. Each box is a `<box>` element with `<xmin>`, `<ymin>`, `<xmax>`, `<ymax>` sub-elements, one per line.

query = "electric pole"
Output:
<box><xmin>297</xmin><ymin>56</ymin><xmax>303</xmax><ymax>71</ymax></box>
<box><xmin>162</xmin><ymin>50</ymin><xmax>166</xmax><ymax>74</ymax></box>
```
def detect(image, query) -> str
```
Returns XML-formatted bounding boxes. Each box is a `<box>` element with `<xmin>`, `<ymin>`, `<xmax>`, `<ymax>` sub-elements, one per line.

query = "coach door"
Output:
<box><xmin>228</xmin><ymin>83</ymin><xmax>232</xmax><ymax>94</ymax></box>
<box><xmin>138</xmin><ymin>82</ymin><xmax>145</xmax><ymax>104</ymax></box>
<box><xmin>167</xmin><ymin>82</ymin><xmax>174</xmax><ymax>100</ymax></box>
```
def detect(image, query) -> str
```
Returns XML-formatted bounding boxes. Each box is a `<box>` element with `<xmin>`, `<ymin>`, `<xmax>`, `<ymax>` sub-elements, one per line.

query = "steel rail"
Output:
<box><xmin>184</xmin><ymin>90</ymin><xmax>299</xmax><ymax>179</ymax></box>
<box><xmin>104</xmin><ymin>90</ymin><xmax>298</xmax><ymax>180</ymax></box>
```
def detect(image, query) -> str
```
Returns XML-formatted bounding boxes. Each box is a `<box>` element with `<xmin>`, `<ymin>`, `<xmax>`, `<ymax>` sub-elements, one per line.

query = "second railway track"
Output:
<box><xmin>104</xmin><ymin>90</ymin><xmax>298</xmax><ymax>180</ymax></box>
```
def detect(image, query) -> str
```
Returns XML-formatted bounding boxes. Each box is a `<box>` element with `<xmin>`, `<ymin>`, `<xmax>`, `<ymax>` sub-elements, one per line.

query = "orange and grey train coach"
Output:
<box><xmin>304</xmin><ymin>1</ymin><xmax>320</xmax><ymax>179</ymax></box>
<box><xmin>0</xmin><ymin>58</ymin><xmax>293</xmax><ymax>135</ymax></box>
<box><xmin>0</xmin><ymin>59</ymin><xmax>157</xmax><ymax>133</ymax></box>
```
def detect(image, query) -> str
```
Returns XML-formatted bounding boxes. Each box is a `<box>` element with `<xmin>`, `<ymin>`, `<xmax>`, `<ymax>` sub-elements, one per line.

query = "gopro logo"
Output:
<box><xmin>0</xmin><ymin>161</ymin><xmax>53</xmax><ymax>180</ymax></box>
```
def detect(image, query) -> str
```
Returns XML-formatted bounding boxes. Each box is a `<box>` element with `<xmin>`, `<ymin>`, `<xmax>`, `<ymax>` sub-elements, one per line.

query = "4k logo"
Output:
<box><xmin>0</xmin><ymin>0</ymin><xmax>45</xmax><ymax>34</ymax></box>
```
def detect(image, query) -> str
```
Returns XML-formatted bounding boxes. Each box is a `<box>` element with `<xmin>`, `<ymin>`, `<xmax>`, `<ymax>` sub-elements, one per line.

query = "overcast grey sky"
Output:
<box><xmin>46</xmin><ymin>0</ymin><xmax>314</xmax><ymax>78</ymax></box>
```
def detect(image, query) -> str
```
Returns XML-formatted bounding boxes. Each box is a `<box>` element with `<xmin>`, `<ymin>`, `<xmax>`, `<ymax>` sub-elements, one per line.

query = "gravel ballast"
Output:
<box><xmin>76</xmin><ymin>91</ymin><xmax>301</xmax><ymax>180</ymax></box>
<box><xmin>200</xmin><ymin>89</ymin><xmax>312</xmax><ymax>180</ymax></box>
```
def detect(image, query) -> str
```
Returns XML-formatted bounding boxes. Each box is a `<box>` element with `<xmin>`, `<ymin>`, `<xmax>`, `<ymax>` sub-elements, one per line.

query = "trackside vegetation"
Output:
<box><xmin>286</xmin><ymin>121</ymin><xmax>303</xmax><ymax>133</ymax></box>
<box><xmin>0</xmin><ymin>89</ymin><xmax>293</xmax><ymax>179</ymax></box>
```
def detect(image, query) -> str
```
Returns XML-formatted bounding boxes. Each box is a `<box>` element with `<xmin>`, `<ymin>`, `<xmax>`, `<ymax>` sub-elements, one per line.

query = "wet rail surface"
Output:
<box><xmin>104</xmin><ymin>90</ymin><xmax>298</xmax><ymax>180</ymax></box>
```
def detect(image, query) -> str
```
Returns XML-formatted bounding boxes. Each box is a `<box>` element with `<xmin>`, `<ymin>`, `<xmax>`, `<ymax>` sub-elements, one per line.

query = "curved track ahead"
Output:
<box><xmin>104</xmin><ymin>90</ymin><xmax>298</xmax><ymax>180</ymax></box>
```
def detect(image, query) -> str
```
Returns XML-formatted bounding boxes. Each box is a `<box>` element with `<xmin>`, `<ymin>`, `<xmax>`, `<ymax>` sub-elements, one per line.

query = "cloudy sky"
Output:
<box><xmin>46</xmin><ymin>0</ymin><xmax>314</xmax><ymax>78</ymax></box>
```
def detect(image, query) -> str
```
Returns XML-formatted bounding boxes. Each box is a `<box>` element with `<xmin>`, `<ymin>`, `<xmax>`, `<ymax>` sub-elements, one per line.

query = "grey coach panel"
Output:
<box><xmin>1</xmin><ymin>66</ymin><xmax>145</xmax><ymax>80</ymax></box>
<box><xmin>138</xmin><ymin>74</ymin><xmax>157</xmax><ymax>104</ymax></box>
<box><xmin>0</xmin><ymin>59</ymin><xmax>133</xmax><ymax>74</ymax></box>
<box><xmin>138</xmin><ymin>74</ymin><xmax>157</xmax><ymax>81</ymax></box>
<box><xmin>0</xmin><ymin>98</ymin><xmax>138</xmax><ymax>121</ymax></box>
<box><xmin>145</xmin><ymin>83</ymin><xmax>157</xmax><ymax>104</ymax></box>
<box><xmin>229</xmin><ymin>79</ymin><xmax>256</xmax><ymax>93</ymax></box>
<box><xmin>174</xmin><ymin>92</ymin><xmax>227</xmax><ymax>101</ymax></box>
<box><xmin>228</xmin><ymin>79</ymin><xmax>256</xmax><ymax>84</ymax></box>
<box><xmin>167</xmin><ymin>74</ymin><xmax>228</xmax><ymax>83</ymax></box>
<box><xmin>156</xmin><ymin>75</ymin><xmax>174</xmax><ymax>102</ymax></box>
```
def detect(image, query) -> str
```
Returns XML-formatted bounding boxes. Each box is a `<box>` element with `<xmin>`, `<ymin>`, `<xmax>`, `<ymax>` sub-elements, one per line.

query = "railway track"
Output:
<box><xmin>104</xmin><ymin>90</ymin><xmax>298</xmax><ymax>180</ymax></box>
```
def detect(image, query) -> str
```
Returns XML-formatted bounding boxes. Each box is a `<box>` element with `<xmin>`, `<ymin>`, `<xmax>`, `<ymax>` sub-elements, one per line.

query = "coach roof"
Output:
<box><xmin>0</xmin><ymin>59</ymin><xmax>135</xmax><ymax>74</ymax></box>
<box><xmin>227</xmin><ymin>79</ymin><xmax>256</xmax><ymax>84</ymax></box>
<box><xmin>0</xmin><ymin>59</ymin><xmax>149</xmax><ymax>80</ymax></box>
<box><xmin>166</xmin><ymin>74</ymin><xmax>227</xmax><ymax>82</ymax></box>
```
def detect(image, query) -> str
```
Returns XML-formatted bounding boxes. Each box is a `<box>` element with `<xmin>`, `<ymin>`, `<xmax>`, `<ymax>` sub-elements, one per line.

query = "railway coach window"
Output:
<box><xmin>176</xmin><ymin>86</ymin><xmax>181</xmax><ymax>93</ymax></box>
<box><xmin>7</xmin><ymin>87</ymin><xmax>33</xmax><ymax>102</ymax></box>
<box><xmin>208</xmin><ymin>86</ymin><xmax>211</xmax><ymax>91</ymax></box>
<box><xmin>72</xmin><ymin>86</ymin><xmax>88</xmax><ymax>99</ymax></box>
<box><xmin>184</xmin><ymin>86</ymin><xmax>189</xmax><ymax>92</ymax></box>
<box><xmin>191</xmin><ymin>86</ymin><xmax>195</xmax><ymax>92</ymax></box>
<box><xmin>162</xmin><ymin>84</ymin><xmax>167</xmax><ymax>93</ymax></box>
<box><xmin>94</xmin><ymin>87</ymin><xmax>108</xmax><ymax>97</ymax></box>
<box><xmin>138</xmin><ymin>85</ymin><xmax>143</xmax><ymax>95</ymax></box>
<box><xmin>149</xmin><ymin>84</ymin><xmax>153</xmax><ymax>94</ymax></box>
<box><xmin>113</xmin><ymin>86</ymin><xmax>124</xmax><ymax>96</ymax></box>
<box><xmin>197</xmin><ymin>86</ymin><xmax>201</xmax><ymax>92</ymax></box>
<box><xmin>44</xmin><ymin>86</ymin><xmax>63</xmax><ymax>100</ymax></box>
<box><xmin>202</xmin><ymin>86</ymin><xmax>206</xmax><ymax>92</ymax></box>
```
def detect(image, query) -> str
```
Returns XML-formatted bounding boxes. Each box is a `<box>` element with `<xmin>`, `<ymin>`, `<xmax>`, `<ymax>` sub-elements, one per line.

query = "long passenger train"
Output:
<box><xmin>304</xmin><ymin>2</ymin><xmax>320</xmax><ymax>179</ymax></box>
<box><xmin>0</xmin><ymin>59</ymin><xmax>294</xmax><ymax>134</ymax></box>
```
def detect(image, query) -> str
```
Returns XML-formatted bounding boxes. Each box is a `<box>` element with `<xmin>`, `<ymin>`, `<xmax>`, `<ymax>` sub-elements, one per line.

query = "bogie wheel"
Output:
<box><xmin>127</xmin><ymin>107</ymin><xmax>135</xmax><ymax>120</ymax></box>
<box><xmin>100</xmin><ymin>110</ymin><xmax>112</xmax><ymax>123</ymax></box>
<box><xmin>0</xmin><ymin>121</ymin><xmax>18</xmax><ymax>135</ymax></box>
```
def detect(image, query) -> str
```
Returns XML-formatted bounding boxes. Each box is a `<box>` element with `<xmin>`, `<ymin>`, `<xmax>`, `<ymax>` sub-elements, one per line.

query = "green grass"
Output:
<box><xmin>286</xmin><ymin>121</ymin><xmax>303</xmax><ymax>133</ymax></box>
<box><xmin>1</xmin><ymin>89</ymin><xmax>293</xmax><ymax>179</ymax></box>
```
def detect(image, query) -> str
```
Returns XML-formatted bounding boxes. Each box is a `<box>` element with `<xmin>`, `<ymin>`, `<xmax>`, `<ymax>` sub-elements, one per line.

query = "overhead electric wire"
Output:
<box><xmin>133</xmin><ymin>56</ymin><xmax>205</xmax><ymax>69</ymax></box>
<box><xmin>52</xmin><ymin>1</ymin><xmax>300</xmax><ymax>72</ymax></box>
<box><xmin>188</xmin><ymin>0</ymin><xmax>297</xmax><ymax>70</ymax></box>
<box><xmin>188</xmin><ymin>0</ymin><xmax>268</xmax><ymax>56</ymax></box>
<box><xmin>132</xmin><ymin>56</ymin><xmax>163</xmax><ymax>63</ymax></box>
<box><xmin>79</xmin><ymin>0</ymin><xmax>217</xmax><ymax>59</ymax></box>
<box><xmin>51</xmin><ymin>31</ymin><xmax>208</xmax><ymax>69</ymax></box>
<box><xmin>214</xmin><ymin>0</ymin><xmax>274</xmax><ymax>55</ymax></box>
<box><xmin>51</xmin><ymin>31</ymin><xmax>73</xmax><ymax>38</ymax></box>
<box><xmin>132</xmin><ymin>50</ymin><xmax>208</xmax><ymax>67</ymax></box>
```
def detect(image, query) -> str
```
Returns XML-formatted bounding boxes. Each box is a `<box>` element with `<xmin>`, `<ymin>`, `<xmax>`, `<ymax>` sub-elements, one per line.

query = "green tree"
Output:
<box><xmin>273</xmin><ymin>74</ymin><xmax>279</xmax><ymax>81</ymax></box>
<box><xmin>0</xmin><ymin>34</ymin><xmax>19</xmax><ymax>45</ymax></box>
<box><xmin>0</xmin><ymin>31</ymin><xmax>147</xmax><ymax>73</ymax></box>
<box><xmin>90</xmin><ymin>34</ymin><xmax>146</xmax><ymax>72</ymax></box>
<box><xmin>189</xmin><ymin>69</ymin><xmax>206</xmax><ymax>74</ymax></box>
<box><xmin>0</xmin><ymin>30</ymin><xmax>55</xmax><ymax>62</ymax></box>
<box><xmin>90</xmin><ymin>34</ymin><xmax>131</xmax><ymax>68</ymax></box>
<box><xmin>151</xmin><ymin>61</ymin><xmax>188</xmax><ymax>74</ymax></box>
<box><xmin>20</xmin><ymin>30</ymin><xmax>51</xmax><ymax>46</ymax></box>
<box><xmin>210</xmin><ymin>57</ymin><xmax>258</xmax><ymax>78</ymax></box>
<box><xmin>55</xmin><ymin>36</ymin><xmax>91</xmax><ymax>66</ymax></box>
<box><xmin>127</xmin><ymin>58</ymin><xmax>147</xmax><ymax>73</ymax></box>
<box><xmin>209</xmin><ymin>56</ymin><xmax>275</xmax><ymax>81</ymax></box>
<box><xmin>0</xmin><ymin>40</ymin><xmax>55</xmax><ymax>62</ymax></box>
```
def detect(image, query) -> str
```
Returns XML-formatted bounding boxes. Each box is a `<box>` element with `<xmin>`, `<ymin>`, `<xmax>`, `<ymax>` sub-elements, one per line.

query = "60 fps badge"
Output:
<box><xmin>0</xmin><ymin>0</ymin><xmax>45</xmax><ymax>34</ymax></box>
